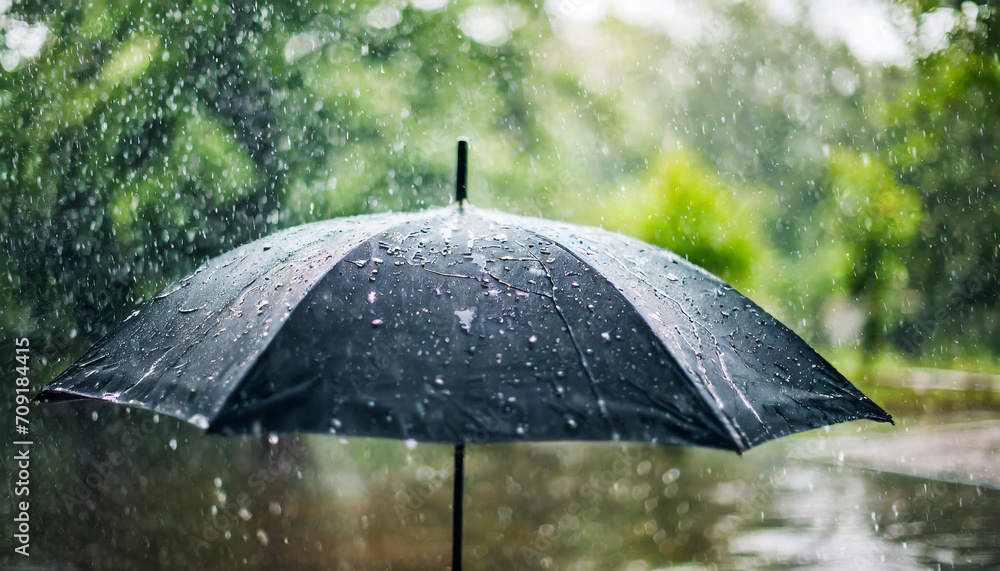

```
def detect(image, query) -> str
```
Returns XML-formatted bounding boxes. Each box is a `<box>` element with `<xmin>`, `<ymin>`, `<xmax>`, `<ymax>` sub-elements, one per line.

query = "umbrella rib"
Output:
<box><xmin>520</xmin><ymin>243</ymin><xmax>620</xmax><ymax>439</ymax></box>
<box><xmin>598</xmin><ymin>251</ymin><xmax>761</xmax><ymax>448</ymax></box>
<box><xmin>483</xmin><ymin>271</ymin><xmax>549</xmax><ymax>298</ymax></box>
<box><xmin>423</xmin><ymin>268</ymin><xmax>478</xmax><ymax>280</ymax></box>
<box><xmin>419</xmin><ymin>241</ymin><xmax>619</xmax><ymax>438</ymax></box>
<box><xmin>205</xmin><ymin>212</ymin><xmax>446</xmax><ymax>426</ymax></box>
<box><xmin>119</xmin><ymin>306</ymin><xmax>221</xmax><ymax>400</ymax></box>
<box><xmin>499</xmin><ymin>218</ymin><xmax>751</xmax><ymax>451</ymax></box>
<box><xmin>126</xmin><ymin>252</ymin><xmax>292</xmax><ymax>401</ymax></box>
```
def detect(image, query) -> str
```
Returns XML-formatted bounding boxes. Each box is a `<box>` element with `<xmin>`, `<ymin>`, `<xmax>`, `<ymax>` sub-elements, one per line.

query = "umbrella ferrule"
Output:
<box><xmin>456</xmin><ymin>138</ymin><xmax>468</xmax><ymax>208</ymax></box>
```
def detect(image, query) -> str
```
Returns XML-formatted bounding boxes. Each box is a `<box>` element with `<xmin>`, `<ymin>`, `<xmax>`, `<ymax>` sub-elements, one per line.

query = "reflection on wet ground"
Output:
<box><xmin>17</xmin><ymin>404</ymin><xmax>1000</xmax><ymax>569</ymax></box>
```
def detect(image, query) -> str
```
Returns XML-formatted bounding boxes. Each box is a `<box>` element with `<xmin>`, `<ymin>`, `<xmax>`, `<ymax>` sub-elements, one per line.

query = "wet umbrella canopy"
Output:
<box><xmin>37</xmin><ymin>142</ymin><xmax>891</xmax><ymax>568</ymax></box>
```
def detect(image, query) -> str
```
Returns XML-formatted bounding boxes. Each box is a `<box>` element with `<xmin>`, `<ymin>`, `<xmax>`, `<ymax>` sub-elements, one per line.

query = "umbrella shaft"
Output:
<box><xmin>456</xmin><ymin>139</ymin><xmax>468</xmax><ymax>204</ymax></box>
<box><xmin>453</xmin><ymin>442</ymin><xmax>465</xmax><ymax>570</ymax></box>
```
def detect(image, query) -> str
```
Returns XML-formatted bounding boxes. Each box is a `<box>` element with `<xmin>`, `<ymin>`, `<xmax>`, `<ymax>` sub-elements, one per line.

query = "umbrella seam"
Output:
<box><xmin>208</xmin><ymin>208</ymin><xmax>452</xmax><ymax>430</ymax></box>
<box><xmin>419</xmin><ymin>257</ymin><xmax>623</xmax><ymax>439</ymax></box>
<box><xmin>498</xmin><ymin>217</ymin><xmax>750</xmax><ymax>453</ymax></box>
<box><xmin>519</xmin><ymin>241</ymin><xmax>622</xmax><ymax>440</ymax></box>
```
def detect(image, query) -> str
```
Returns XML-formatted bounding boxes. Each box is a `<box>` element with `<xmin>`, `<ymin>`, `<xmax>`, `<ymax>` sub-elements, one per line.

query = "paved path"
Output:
<box><xmin>792</xmin><ymin>415</ymin><xmax>1000</xmax><ymax>489</ymax></box>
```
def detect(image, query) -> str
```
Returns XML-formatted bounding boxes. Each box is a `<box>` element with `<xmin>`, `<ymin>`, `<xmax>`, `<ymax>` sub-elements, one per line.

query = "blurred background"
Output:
<box><xmin>2</xmin><ymin>0</ymin><xmax>999</xmax><ymax>569</ymax></box>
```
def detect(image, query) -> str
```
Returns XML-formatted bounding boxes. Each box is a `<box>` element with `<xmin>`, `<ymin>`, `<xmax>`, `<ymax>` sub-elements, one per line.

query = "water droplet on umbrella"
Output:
<box><xmin>372</xmin><ymin>319</ymin><xmax>384</xmax><ymax>326</ymax></box>
<box><xmin>528</xmin><ymin>335</ymin><xmax>537</xmax><ymax>344</ymax></box>
<box><xmin>455</xmin><ymin>307</ymin><xmax>476</xmax><ymax>332</ymax></box>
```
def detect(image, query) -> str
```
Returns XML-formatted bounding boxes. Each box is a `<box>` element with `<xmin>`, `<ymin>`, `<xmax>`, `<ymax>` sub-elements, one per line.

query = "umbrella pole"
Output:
<box><xmin>452</xmin><ymin>442</ymin><xmax>465</xmax><ymax>570</ymax></box>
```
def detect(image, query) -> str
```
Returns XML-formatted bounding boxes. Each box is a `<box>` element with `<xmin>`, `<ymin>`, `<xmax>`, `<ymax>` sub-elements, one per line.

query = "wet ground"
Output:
<box><xmin>9</xmin><ymin>403</ymin><xmax>1000</xmax><ymax>569</ymax></box>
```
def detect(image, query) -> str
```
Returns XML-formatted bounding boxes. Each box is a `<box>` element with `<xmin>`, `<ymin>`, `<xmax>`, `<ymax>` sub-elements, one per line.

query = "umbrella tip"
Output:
<box><xmin>456</xmin><ymin>138</ymin><xmax>468</xmax><ymax>207</ymax></box>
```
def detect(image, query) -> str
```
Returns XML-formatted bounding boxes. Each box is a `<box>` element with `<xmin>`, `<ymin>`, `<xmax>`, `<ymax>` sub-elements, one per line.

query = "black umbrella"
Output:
<box><xmin>38</xmin><ymin>140</ymin><xmax>892</xmax><ymax>569</ymax></box>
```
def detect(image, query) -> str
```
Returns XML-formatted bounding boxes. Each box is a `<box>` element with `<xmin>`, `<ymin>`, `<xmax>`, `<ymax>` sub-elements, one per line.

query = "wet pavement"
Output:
<box><xmin>14</xmin><ymin>402</ymin><xmax>1000</xmax><ymax>569</ymax></box>
<box><xmin>792</xmin><ymin>414</ymin><xmax>1000</xmax><ymax>489</ymax></box>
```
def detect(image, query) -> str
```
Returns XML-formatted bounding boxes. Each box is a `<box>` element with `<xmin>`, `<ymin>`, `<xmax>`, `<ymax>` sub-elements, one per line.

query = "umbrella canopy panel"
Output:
<box><xmin>486</xmin><ymin>210</ymin><xmax>891</xmax><ymax>449</ymax></box>
<box><xmin>211</xmin><ymin>209</ymin><xmax>735</xmax><ymax>447</ymax></box>
<box><xmin>39</xmin><ymin>206</ymin><xmax>890</xmax><ymax>452</ymax></box>
<box><xmin>36</xmin><ymin>210</ymin><xmax>424</xmax><ymax>426</ymax></box>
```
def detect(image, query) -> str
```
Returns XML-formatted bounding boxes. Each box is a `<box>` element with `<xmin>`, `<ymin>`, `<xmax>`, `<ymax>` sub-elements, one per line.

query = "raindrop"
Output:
<box><xmin>372</xmin><ymin>319</ymin><xmax>384</xmax><ymax>327</ymax></box>
<box><xmin>528</xmin><ymin>335</ymin><xmax>538</xmax><ymax>344</ymax></box>
<box><xmin>405</xmin><ymin>439</ymin><xmax>418</xmax><ymax>449</ymax></box>
<box><xmin>168</xmin><ymin>439</ymin><xmax>177</xmax><ymax>450</ymax></box>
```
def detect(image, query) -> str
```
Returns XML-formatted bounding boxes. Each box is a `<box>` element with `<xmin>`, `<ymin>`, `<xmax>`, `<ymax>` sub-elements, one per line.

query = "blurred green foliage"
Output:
<box><xmin>587</xmin><ymin>148</ymin><xmax>771</xmax><ymax>285</ymax></box>
<box><xmin>3</xmin><ymin>1</ymin><xmax>1000</xmax><ymax>568</ymax></box>
<box><xmin>1</xmin><ymin>1</ymin><xmax>999</xmax><ymax>387</ymax></box>
<box><xmin>0</xmin><ymin>1</ymin><xmax>1000</xmax><ymax>366</ymax></box>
